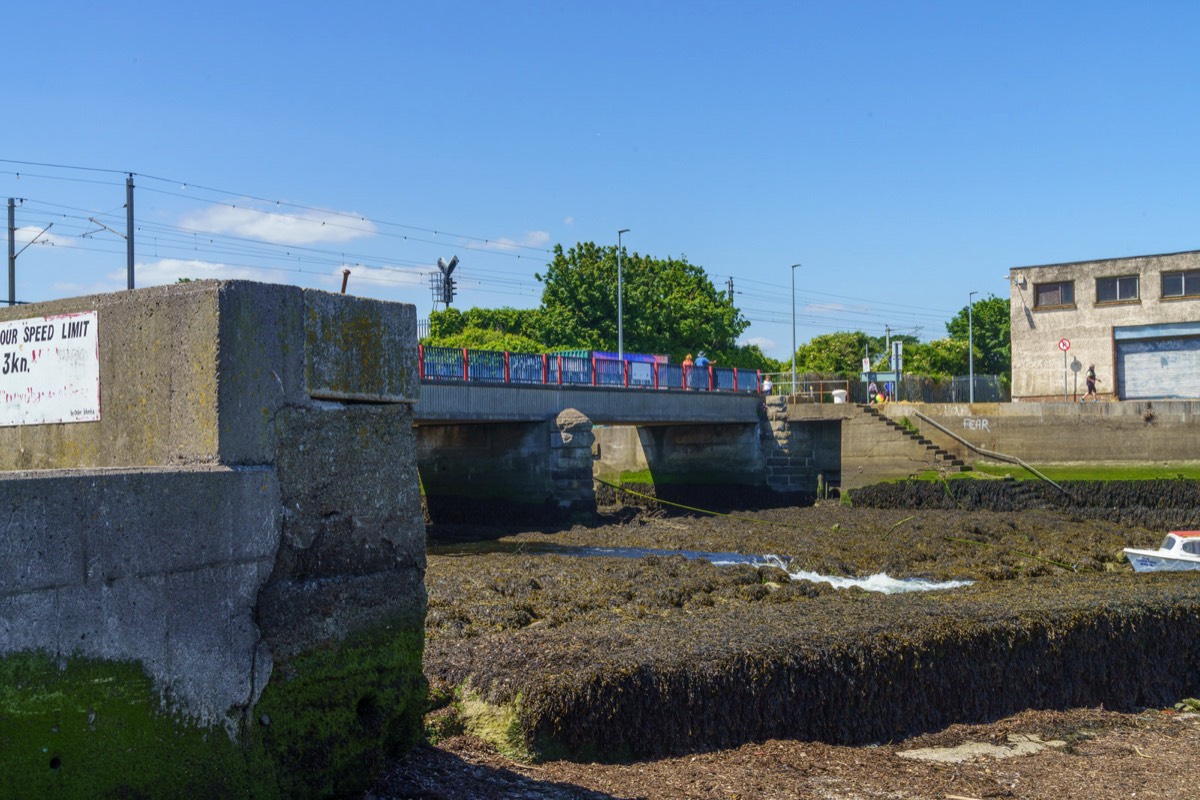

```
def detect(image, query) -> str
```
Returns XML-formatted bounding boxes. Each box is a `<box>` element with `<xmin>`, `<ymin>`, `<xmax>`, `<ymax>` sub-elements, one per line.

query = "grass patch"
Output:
<box><xmin>457</xmin><ymin>686</ymin><xmax>533</xmax><ymax>762</ymax></box>
<box><xmin>905</xmin><ymin>463</ymin><xmax>1200</xmax><ymax>482</ymax></box>
<box><xmin>969</xmin><ymin>463</ymin><xmax>1200</xmax><ymax>481</ymax></box>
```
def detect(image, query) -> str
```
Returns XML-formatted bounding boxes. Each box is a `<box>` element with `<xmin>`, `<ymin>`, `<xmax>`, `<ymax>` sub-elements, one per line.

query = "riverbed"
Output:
<box><xmin>375</xmin><ymin>496</ymin><xmax>1200</xmax><ymax>798</ymax></box>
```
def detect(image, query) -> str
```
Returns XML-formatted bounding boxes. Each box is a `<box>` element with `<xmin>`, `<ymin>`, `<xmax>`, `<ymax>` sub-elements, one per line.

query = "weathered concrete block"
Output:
<box><xmin>0</xmin><ymin>281</ymin><xmax>428</xmax><ymax>797</ymax></box>
<box><xmin>303</xmin><ymin>290</ymin><xmax>417</xmax><ymax>402</ymax></box>
<box><xmin>0</xmin><ymin>283</ymin><xmax>222</xmax><ymax>469</ymax></box>
<box><xmin>0</xmin><ymin>467</ymin><xmax>280</xmax><ymax>730</ymax></box>
<box><xmin>216</xmin><ymin>281</ymin><xmax>307</xmax><ymax>465</ymax></box>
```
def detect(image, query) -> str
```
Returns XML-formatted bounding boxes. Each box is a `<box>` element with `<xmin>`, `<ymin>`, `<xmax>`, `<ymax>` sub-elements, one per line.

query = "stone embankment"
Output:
<box><xmin>851</xmin><ymin>478</ymin><xmax>1200</xmax><ymax>530</ymax></box>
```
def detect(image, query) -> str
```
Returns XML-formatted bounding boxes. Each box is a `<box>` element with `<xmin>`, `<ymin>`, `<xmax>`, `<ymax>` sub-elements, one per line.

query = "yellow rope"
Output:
<box><xmin>943</xmin><ymin>535</ymin><xmax>1074</xmax><ymax>571</ymax></box>
<box><xmin>592</xmin><ymin>476</ymin><xmax>799</xmax><ymax>528</ymax></box>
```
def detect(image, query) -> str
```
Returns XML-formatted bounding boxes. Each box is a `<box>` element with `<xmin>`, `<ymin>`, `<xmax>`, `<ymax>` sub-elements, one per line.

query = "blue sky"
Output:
<box><xmin>4</xmin><ymin>1</ymin><xmax>1199</xmax><ymax>360</ymax></box>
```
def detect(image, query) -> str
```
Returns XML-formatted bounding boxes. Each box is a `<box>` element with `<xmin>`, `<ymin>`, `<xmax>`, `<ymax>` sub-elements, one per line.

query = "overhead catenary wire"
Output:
<box><xmin>3</xmin><ymin>159</ymin><xmax>967</xmax><ymax>336</ymax></box>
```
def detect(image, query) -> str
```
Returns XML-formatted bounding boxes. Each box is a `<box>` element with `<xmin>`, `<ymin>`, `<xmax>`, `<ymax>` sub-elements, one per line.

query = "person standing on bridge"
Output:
<box><xmin>682</xmin><ymin>353</ymin><xmax>694</xmax><ymax>389</ymax></box>
<box><xmin>693</xmin><ymin>352</ymin><xmax>710</xmax><ymax>390</ymax></box>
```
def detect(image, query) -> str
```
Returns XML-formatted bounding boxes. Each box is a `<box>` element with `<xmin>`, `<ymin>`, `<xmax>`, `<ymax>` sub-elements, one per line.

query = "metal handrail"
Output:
<box><xmin>761</xmin><ymin>373</ymin><xmax>849</xmax><ymax>403</ymax></box>
<box><xmin>910</xmin><ymin>410</ymin><xmax>1070</xmax><ymax>496</ymax></box>
<box><xmin>418</xmin><ymin>345</ymin><xmax>762</xmax><ymax>394</ymax></box>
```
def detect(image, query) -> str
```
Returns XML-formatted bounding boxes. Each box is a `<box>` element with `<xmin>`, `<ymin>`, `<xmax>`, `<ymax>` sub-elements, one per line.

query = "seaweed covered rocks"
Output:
<box><xmin>422</xmin><ymin>504</ymin><xmax>1200</xmax><ymax>763</ymax></box>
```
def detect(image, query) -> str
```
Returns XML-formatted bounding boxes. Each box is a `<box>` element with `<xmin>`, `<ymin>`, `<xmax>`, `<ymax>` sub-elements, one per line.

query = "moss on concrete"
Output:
<box><xmin>0</xmin><ymin>652</ymin><xmax>264</xmax><ymax>799</ymax></box>
<box><xmin>0</xmin><ymin>621</ymin><xmax>426</xmax><ymax>799</ymax></box>
<box><xmin>249</xmin><ymin>623</ymin><xmax>427</xmax><ymax>798</ymax></box>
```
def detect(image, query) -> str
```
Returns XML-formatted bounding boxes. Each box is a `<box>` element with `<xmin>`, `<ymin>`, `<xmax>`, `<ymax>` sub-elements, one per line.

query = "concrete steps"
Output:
<box><xmin>859</xmin><ymin>405</ymin><xmax>971</xmax><ymax>472</ymax></box>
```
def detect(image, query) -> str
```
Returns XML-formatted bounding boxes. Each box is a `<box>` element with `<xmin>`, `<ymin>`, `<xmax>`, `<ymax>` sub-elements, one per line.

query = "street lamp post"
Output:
<box><xmin>617</xmin><ymin>228</ymin><xmax>630</xmax><ymax>361</ymax></box>
<box><xmin>791</xmin><ymin>263</ymin><xmax>801</xmax><ymax>397</ymax></box>
<box><xmin>968</xmin><ymin>290</ymin><xmax>978</xmax><ymax>404</ymax></box>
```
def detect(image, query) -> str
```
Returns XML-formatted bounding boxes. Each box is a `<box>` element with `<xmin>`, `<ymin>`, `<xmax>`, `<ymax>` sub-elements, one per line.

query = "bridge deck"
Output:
<box><xmin>415</xmin><ymin>381</ymin><xmax>763</xmax><ymax>425</ymax></box>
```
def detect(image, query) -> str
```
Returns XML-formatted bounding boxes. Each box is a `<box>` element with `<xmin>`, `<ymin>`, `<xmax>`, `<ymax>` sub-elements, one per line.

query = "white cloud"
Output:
<box><xmin>178</xmin><ymin>204</ymin><xmax>376</xmax><ymax>245</ymax></box>
<box><xmin>563</xmin><ymin>216</ymin><xmax>574</xmax><ymax>226</ymax></box>
<box><xmin>479</xmin><ymin>230</ymin><xmax>551</xmax><ymax>251</ymax></box>
<box><xmin>808</xmin><ymin>301</ymin><xmax>867</xmax><ymax>314</ymax></box>
<box><xmin>119</xmin><ymin>258</ymin><xmax>268</xmax><ymax>286</ymax></box>
<box><xmin>328</xmin><ymin>265</ymin><xmax>427</xmax><ymax>290</ymax></box>
<box><xmin>14</xmin><ymin>225</ymin><xmax>72</xmax><ymax>249</ymax></box>
<box><xmin>742</xmin><ymin>336</ymin><xmax>776</xmax><ymax>351</ymax></box>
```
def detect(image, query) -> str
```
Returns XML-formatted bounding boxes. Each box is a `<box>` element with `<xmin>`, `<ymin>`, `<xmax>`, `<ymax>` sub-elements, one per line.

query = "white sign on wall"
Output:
<box><xmin>0</xmin><ymin>311</ymin><xmax>100</xmax><ymax>427</ymax></box>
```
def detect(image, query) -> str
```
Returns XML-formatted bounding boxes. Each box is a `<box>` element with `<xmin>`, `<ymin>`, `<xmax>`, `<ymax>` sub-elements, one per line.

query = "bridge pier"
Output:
<box><xmin>593</xmin><ymin>409</ymin><xmax>818</xmax><ymax>508</ymax></box>
<box><xmin>417</xmin><ymin>408</ymin><xmax>596</xmax><ymax>525</ymax></box>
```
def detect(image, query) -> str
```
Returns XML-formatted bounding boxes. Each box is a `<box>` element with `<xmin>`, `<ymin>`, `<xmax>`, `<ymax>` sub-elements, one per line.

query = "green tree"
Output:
<box><xmin>902</xmin><ymin>338</ymin><xmax>970</xmax><ymax>379</ymax></box>
<box><xmin>427</xmin><ymin>306</ymin><xmax>544</xmax><ymax>343</ymax></box>
<box><xmin>946</xmin><ymin>295</ymin><xmax>1010</xmax><ymax>376</ymax></box>
<box><xmin>792</xmin><ymin>331</ymin><xmax>873</xmax><ymax>378</ymax></box>
<box><xmin>534</xmin><ymin>242</ymin><xmax>747</xmax><ymax>359</ymax></box>
<box><xmin>715</xmin><ymin>343</ymin><xmax>781</xmax><ymax>372</ymax></box>
<box><xmin>426</xmin><ymin>327</ymin><xmax>546</xmax><ymax>353</ymax></box>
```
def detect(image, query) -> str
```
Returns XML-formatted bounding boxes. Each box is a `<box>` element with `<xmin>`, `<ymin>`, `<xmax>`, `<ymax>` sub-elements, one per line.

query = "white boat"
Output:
<box><xmin>1124</xmin><ymin>531</ymin><xmax>1200</xmax><ymax>572</ymax></box>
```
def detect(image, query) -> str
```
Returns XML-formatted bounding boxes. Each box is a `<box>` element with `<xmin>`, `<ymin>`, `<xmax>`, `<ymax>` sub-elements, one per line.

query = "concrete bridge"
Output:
<box><xmin>412</xmin><ymin>369</ymin><xmax>822</xmax><ymax>522</ymax></box>
<box><xmin>414</xmin><ymin>360</ymin><xmax>1200</xmax><ymax>524</ymax></box>
<box><xmin>412</xmin><ymin>347</ymin><xmax>807</xmax><ymax>522</ymax></box>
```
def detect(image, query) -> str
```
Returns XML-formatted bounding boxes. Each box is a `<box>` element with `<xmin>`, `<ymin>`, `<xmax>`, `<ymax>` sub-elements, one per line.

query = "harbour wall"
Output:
<box><xmin>0</xmin><ymin>280</ymin><xmax>427</xmax><ymax>798</ymax></box>
<box><xmin>790</xmin><ymin>400</ymin><xmax>1200</xmax><ymax>490</ymax></box>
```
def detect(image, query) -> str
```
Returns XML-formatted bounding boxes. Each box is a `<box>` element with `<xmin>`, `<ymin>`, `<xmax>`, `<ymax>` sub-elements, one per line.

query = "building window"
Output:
<box><xmin>1096</xmin><ymin>275</ymin><xmax>1139</xmax><ymax>303</ymax></box>
<box><xmin>1162</xmin><ymin>269</ymin><xmax>1200</xmax><ymax>299</ymax></box>
<box><xmin>1034</xmin><ymin>280</ymin><xmax>1074</xmax><ymax>308</ymax></box>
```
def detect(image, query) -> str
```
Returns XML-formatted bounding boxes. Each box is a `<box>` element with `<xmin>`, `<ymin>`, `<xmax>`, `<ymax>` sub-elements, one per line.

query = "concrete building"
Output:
<box><xmin>1009</xmin><ymin>249</ymin><xmax>1200</xmax><ymax>401</ymax></box>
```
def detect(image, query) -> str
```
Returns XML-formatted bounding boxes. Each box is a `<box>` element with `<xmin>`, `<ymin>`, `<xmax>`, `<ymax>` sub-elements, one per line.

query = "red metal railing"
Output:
<box><xmin>418</xmin><ymin>346</ymin><xmax>762</xmax><ymax>394</ymax></box>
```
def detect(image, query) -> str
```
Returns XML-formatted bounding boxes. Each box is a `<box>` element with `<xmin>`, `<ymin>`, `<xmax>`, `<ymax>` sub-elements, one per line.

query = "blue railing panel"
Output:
<box><xmin>549</xmin><ymin>355</ymin><xmax>593</xmax><ymax>385</ymax></box>
<box><xmin>508</xmin><ymin>352</ymin><xmax>545</xmax><ymax>384</ymax></box>
<box><xmin>659</xmin><ymin>363</ymin><xmax>683</xmax><ymax>389</ymax></box>
<box><xmin>594</xmin><ymin>358</ymin><xmax>624</xmax><ymax>387</ymax></box>
<box><xmin>422</xmin><ymin>346</ymin><xmax>464</xmax><ymax>381</ymax></box>
<box><xmin>466</xmin><ymin>349</ymin><xmax>506</xmax><ymax>382</ymax></box>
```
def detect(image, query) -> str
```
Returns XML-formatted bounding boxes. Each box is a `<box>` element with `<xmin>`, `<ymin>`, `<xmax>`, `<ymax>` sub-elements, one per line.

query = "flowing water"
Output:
<box><xmin>427</xmin><ymin>541</ymin><xmax>971</xmax><ymax>594</ymax></box>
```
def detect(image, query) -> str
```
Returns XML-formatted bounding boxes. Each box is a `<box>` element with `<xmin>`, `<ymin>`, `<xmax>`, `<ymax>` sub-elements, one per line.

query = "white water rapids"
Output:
<box><xmin>708</xmin><ymin>553</ymin><xmax>973</xmax><ymax>594</ymax></box>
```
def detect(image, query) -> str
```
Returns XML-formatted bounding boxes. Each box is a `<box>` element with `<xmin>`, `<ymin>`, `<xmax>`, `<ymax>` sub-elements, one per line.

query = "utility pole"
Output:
<box><xmin>8</xmin><ymin>198</ymin><xmax>53</xmax><ymax>307</ymax></box>
<box><xmin>617</xmin><ymin>229</ymin><xmax>629</xmax><ymax>360</ymax></box>
<box><xmin>968</xmin><ymin>291</ymin><xmax>978</xmax><ymax>404</ymax></box>
<box><xmin>126</xmin><ymin>174</ymin><xmax>135</xmax><ymax>290</ymax></box>
<box><xmin>726</xmin><ymin>277</ymin><xmax>734</xmax><ymax>302</ymax></box>
<box><xmin>7</xmin><ymin>198</ymin><xmax>13</xmax><ymax>306</ymax></box>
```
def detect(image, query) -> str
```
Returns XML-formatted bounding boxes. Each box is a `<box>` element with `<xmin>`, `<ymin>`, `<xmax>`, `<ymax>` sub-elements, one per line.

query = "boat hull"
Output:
<box><xmin>1124</xmin><ymin>548</ymin><xmax>1200</xmax><ymax>573</ymax></box>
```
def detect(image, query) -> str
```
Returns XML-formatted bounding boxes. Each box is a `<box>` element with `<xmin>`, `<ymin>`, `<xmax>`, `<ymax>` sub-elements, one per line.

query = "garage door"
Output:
<box><xmin>1115</xmin><ymin>322</ymin><xmax>1200</xmax><ymax>400</ymax></box>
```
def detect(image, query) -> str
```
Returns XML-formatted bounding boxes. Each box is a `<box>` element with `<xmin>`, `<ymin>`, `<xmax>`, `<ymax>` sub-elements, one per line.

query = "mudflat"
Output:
<box><xmin>372</xmin><ymin>500</ymin><xmax>1200</xmax><ymax>799</ymax></box>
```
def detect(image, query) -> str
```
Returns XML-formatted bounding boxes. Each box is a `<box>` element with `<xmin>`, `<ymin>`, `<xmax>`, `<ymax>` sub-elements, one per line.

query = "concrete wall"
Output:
<box><xmin>0</xmin><ymin>281</ymin><xmax>426</xmax><ymax>798</ymax></box>
<box><xmin>593</xmin><ymin>423</ymin><xmax>767</xmax><ymax>487</ymax></box>
<box><xmin>791</xmin><ymin>404</ymin><xmax>955</xmax><ymax>490</ymax></box>
<box><xmin>590</xmin><ymin>408</ymin><xmax>826</xmax><ymax>506</ymax></box>
<box><xmin>882</xmin><ymin>399</ymin><xmax>1200</xmax><ymax>466</ymax></box>
<box><xmin>1009</xmin><ymin>250</ymin><xmax>1200</xmax><ymax>401</ymax></box>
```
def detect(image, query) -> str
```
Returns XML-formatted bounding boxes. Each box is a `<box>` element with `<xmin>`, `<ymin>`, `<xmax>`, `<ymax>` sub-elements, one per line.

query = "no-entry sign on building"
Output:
<box><xmin>0</xmin><ymin>311</ymin><xmax>100</xmax><ymax>427</ymax></box>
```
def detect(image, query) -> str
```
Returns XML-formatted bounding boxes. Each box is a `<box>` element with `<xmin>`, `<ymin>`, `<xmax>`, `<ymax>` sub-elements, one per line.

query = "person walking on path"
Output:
<box><xmin>1083</xmin><ymin>364</ymin><xmax>1100</xmax><ymax>402</ymax></box>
